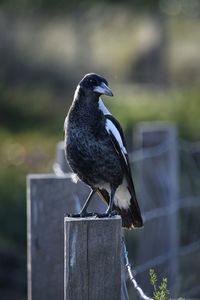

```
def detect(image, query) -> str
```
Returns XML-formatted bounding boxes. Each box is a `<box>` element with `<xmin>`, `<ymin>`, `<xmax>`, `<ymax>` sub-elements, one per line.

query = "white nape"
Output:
<box><xmin>74</xmin><ymin>84</ymin><xmax>81</xmax><ymax>99</ymax></box>
<box><xmin>99</xmin><ymin>98</ymin><xmax>128</xmax><ymax>163</ymax></box>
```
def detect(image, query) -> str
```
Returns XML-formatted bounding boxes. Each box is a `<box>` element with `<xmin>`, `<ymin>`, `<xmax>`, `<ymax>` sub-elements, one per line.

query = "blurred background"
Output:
<box><xmin>0</xmin><ymin>0</ymin><xmax>200</xmax><ymax>299</ymax></box>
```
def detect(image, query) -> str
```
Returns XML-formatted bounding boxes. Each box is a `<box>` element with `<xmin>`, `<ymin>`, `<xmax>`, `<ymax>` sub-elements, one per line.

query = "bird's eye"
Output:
<box><xmin>89</xmin><ymin>79</ymin><xmax>97</xmax><ymax>85</ymax></box>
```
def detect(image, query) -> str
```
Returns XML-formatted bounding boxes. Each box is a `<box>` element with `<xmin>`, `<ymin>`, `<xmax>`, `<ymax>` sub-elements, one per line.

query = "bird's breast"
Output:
<box><xmin>65</xmin><ymin>107</ymin><xmax>123</xmax><ymax>187</ymax></box>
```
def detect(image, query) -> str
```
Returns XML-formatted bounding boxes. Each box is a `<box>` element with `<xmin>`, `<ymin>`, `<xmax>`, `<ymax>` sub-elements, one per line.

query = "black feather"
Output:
<box><xmin>65</xmin><ymin>73</ymin><xmax>143</xmax><ymax>229</ymax></box>
<box><xmin>105</xmin><ymin>115</ymin><xmax>143</xmax><ymax>228</ymax></box>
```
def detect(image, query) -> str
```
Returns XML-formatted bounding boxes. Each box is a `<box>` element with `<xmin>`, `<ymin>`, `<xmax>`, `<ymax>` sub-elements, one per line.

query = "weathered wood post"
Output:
<box><xmin>54</xmin><ymin>141</ymin><xmax>71</xmax><ymax>174</ymax></box>
<box><xmin>134</xmin><ymin>122</ymin><xmax>179</xmax><ymax>296</ymax></box>
<box><xmin>54</xmin><ymin>142</ymin><xmax>129</xmax><ymax>299</ymax></box>
<box><xmin>27</xmin><ymin>174</ymin><xmax>91</xmax><ymax>300</ymax></box>
<box><xmin>27</xmin><ymin>175</ymin><xmax>122</xmax><ymax>300</ymax></box>
<box><xmin>64</xmin><ymin>216</ymin><xmax>122</xmax><ymax>300</ymax></box>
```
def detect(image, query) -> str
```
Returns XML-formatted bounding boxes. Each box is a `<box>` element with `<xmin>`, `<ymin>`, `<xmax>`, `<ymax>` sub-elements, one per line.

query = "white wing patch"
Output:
<box><xmin>99</xmin><ymin>99</ymin><xmax>127</xmax><ymax>154</ymax></box>
<box><xmin>99</xmin><ymin>98</ymin><xmax>128</xmax><ymax>163</ymax></box>
<box><xmin>105</xmin><ymin>119</ymin><xmax>127</xmax><ymax>155</ymax></box>
<box><xmin>98</xmin><ymin>99</ymin><xmax>131</xmax><ymax>210</ymax></box>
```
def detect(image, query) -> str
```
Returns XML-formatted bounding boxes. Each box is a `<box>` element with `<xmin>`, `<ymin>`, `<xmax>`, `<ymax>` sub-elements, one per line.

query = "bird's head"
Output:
<box><xmin>79</xmin><ymin>73</ymin><xmax>113</xmax><ymax>97</ymax></box>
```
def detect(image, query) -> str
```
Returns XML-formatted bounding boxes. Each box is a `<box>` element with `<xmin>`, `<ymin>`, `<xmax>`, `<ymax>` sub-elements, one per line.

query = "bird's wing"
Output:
<box><xmin>104</xmin><ymin>114</ymin><xmax>143</xmax><ymax>226</ymax></box>
<box><xmin>105</xmin><ymin>114</ymin><xmax>133</xmax><ymax>188</ymax></box>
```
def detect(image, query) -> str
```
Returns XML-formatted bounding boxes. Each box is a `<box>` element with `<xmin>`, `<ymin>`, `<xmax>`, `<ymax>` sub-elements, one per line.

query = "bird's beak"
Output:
<box><xmin>93</xmin><ymin>82</ymin><xmax>113</xmax><ymax>97</ymax></box>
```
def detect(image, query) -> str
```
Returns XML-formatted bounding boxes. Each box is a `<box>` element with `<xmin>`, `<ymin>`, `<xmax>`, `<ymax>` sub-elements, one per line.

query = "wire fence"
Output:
<box><xmin>122</xmin><ymin>239</ymin><xmax>153</xmax><ymax>300</ymax></box>
<box><xmin>125</xmin><ymin>135</ymin><xmax>200</xmax><ymax>299</ymax></box>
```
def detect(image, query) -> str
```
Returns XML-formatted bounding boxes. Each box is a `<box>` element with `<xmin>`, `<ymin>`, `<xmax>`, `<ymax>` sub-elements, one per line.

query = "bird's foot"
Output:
<box><xmin>109</xmin><ymin>210</ymin><xmax>118</xmax><ymax>217</ymax></box>
<box><xmin>66</xmin><ymin>212</ymin><xmax>96</xmax><ymax>218</ymax></box>
<box><xmin>95</xmin><ymin>210</ymin><xmax>118</xmax><ymax>218</ymax></box>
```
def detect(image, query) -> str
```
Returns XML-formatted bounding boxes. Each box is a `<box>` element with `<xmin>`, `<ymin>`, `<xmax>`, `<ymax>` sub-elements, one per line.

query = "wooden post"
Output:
<box><xmin>54</xmin><ymin>141</ymin><xmax>129</xmax><ymax>299</ymax></box>
<box><xmin>64</xmin><ymin>216</ymin><xmax>122</xmax><ymax>300</ymax></box>
<box><xmin>27</xmin><ymin>175</ymin><xmax>118</xmax><ymax>300</ymax></box>
<box><xmin>133</xmin><ymin>122</ymin><xmax>179</xmax><ymax>296</ymax></box>
<box><xmin>54</xmin><ymin>141</ymin><xmax>71</xmax><ymax>173</ymax></box>
<box><xmin>27</xmin><ymin>175</ymin><xmax>90</xmax><ymax>300</ymax></box>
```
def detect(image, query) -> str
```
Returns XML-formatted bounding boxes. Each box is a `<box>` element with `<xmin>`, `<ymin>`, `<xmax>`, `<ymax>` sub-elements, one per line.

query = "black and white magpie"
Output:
<box><xmin>64</xmin><ymin>73</ymin><xmax>143</xmax><ymax>229</ymax></box>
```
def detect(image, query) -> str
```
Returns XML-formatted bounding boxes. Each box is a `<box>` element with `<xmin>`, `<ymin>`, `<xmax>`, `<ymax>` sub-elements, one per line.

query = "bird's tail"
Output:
<box><xmin>98</xmin><ymin>188</ymin><xmax>143</xmax><ymax>229</ymax></box>
<box><xmin>114</xmin><ymin>199</ymin><xmax>143</xmax><ymax>229</ymax></box>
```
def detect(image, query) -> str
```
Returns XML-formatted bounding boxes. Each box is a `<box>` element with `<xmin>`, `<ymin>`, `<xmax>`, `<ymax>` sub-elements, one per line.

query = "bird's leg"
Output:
<box><xmin>95</xmin><ymin>186</ymin><xmax>118</xmax><ymax>218</ymax></box>
<box><xmin>79</xmin><ymin>188</ymin><xmax>97</xmax><ymax>216</ymax></box>
<box><xmin>67</xmin><ymin>188</ymin><xmax>97</xmax><ymax>218</ymax></box>
<box><xmin>105</xmin><ymin>186</ymin><xmax>116</xmax><ymax>215</ymax></box>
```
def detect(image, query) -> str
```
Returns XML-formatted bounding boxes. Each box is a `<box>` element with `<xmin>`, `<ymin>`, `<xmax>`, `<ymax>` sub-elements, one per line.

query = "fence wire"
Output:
<box><xmin>54</xmin><ymin>136</ymin><xmax>200</xmax><ymax>299</ymax></box>
<box><xmin>126</xmin><ymin>138</ymin><xmax>200</xmax><ymax>299</ymax></box>
<box><xmin>122</xmin><ymin>239</ymin><xmax>153</xmax><ymax>300</ymax></box>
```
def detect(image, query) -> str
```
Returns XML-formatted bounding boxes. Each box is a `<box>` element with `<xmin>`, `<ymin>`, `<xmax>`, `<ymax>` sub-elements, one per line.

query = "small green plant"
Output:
<box><xmin>149</xmin><ymin>269</ymin><xmax>184</xmax><ymax>300</ymax></box>
<box><xmin>149</xmin><ymin>269</ymin><xmax>170</xmax><ymax>300</ymax></box>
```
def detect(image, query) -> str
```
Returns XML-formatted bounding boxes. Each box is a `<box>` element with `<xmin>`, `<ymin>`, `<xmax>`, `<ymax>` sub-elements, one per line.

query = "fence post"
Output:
<box><xmin>64</xmin><ymin>216</ymin><xmax>122</xmax><ymax>300</ymax></box>
<box><xmin>27</xmin><ymin>174</ymin><xmax>93</xmax><ymax>300</ymax></box>
<box><xmin>134</xmin><ymin>122</ymin><xmax>179</xmax><ymax>296</ymax></box>
<box><xmin>54</xmin><ymin>141</ymin><xmax>71</xmax><ymax>174</ymax></box>
<box><xmin>27</xmin><ymin>174</ymin><xmax>118</xmax><ymax>300</ymax></box>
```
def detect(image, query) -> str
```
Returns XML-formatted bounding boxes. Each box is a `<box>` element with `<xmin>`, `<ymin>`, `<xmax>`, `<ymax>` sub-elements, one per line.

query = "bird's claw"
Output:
<box><xmin>109</xmin><ymin>210</ymin><xmax>118</xmax><ymax>217</ymax></box>
<box><xmin>65</xmin><ymin>212</ymin><xmax>96</xmax><ymax>218</ymax></box>
<box><xmin>65</xmin><ymin>210</ymin><xmax>118</xmax><ymax>219</ymax></box>
<box><xmin>95</xmin><ymin>210</ymin><xmax>118</xmax><ymax>218</ymax></box>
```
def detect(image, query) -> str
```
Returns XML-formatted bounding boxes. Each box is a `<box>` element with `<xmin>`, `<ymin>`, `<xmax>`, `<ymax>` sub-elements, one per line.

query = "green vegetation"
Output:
<box><xmin>150</xmin><ymin>269</ymin><xmax>170</xmax><ymax>300</ymax></box>
<box><xmin>0</xmin><ymin>0</ymin><xmax>160</xmax><ymax>13</ymax></box>
<box><xmin>1</xmin><ymin>83</ymin><xmax>200</xmax><ymax>252</ymax></box>
<box><xmin>0</xmin><ymin>83</ymin><xmax>64</xmax><ymax>249</ymax></box>
<box><xmin>109</xmin><ymin>86</ymin><xmax>200</xmax><ymax>141</ymax></box>
<box><xmin>149</xmin><ymin>269</ymin><xmax>185</xmax><ymax>300</ymax></box>
<box><xmin>0</xmin><ymin>130</ymin><xmax>58</xmax><ymax>249</ymax></box>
